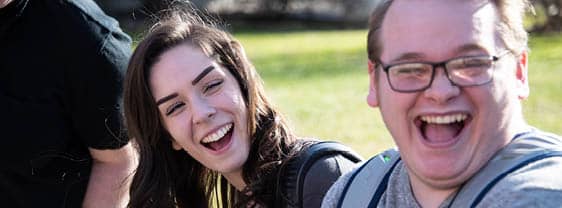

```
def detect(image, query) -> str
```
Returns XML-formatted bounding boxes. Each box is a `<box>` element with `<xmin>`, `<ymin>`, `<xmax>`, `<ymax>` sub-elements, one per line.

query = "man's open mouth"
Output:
<box><xmin>417</xmin><ymin>113</ymin><xmax>470</xmax><ymax>145</ymax></box>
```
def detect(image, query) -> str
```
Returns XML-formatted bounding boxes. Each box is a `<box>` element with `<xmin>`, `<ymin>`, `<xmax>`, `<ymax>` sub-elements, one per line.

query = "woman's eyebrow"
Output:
<box><xmin>191</xmin><ymin>65</ymin><xmax>215</xmax><ymax>86</ymax></box>
<box><xmin>156</xmin><ymin>93</ymin><xmax>178</xmax><ymax>106</ymax></box>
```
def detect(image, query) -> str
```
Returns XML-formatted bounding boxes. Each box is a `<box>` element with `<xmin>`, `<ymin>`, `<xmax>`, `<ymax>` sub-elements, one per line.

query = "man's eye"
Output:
<box><xmin>392</xmin><ymin>64</ymin><xmax>430</xmax><ymax>76</ymax></box>
<box><xmin>165</xmin><ymin>102</ymin><xmax>185</xmax><ymax>116</ymax></box>
<box><xmin>204</xmin><ymin>80</ymin><xmax>223</xmax><ymax>93</ymax></box>
<box><xmin>452</xmin><ymin>57</ymin><xmax>492</xmax><ymax>69</ymax></box>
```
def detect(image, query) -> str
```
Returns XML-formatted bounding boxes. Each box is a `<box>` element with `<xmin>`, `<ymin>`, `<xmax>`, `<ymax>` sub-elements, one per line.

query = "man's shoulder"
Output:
<box><xmin>513</xmin><ymin>128</ymin><xmax>562</xmax><ymax>147</ymax></box>
<box><xmin>43</xmin><ymin>0</ymin><xmax>117</xmax><ymax>26</ymax></box>
<box><xmin>498</xmin><ymin>131</ymin><xmax>562</xmax><ymax>186</ymax></box>
<box><xmin>506</xmin><ymin>155</ymin><xmax>562</xmax><ymax>183</ymax></box>
<box><xmin>498</xmin><ymin>129</ymin><xmax>562</xmax><ymax>187</ymax></box>
<box><xmin>31</xmin><ymin>0</ymin><xmax>129</xmax><ymax>43</ymax></box>
<box><xmin>61</xmin><ymin>0</ymin><xmax>121</xmax><ymax>29</ymax></box>
<box><xmin>478</xmin><ymin>156</ymin><xmax>562</xmax><ymax>207</ymax></box>
<box><xmin>451</xmin><ymin>129</ymin><xmax>562</xmax><ymax>207</ymax></box>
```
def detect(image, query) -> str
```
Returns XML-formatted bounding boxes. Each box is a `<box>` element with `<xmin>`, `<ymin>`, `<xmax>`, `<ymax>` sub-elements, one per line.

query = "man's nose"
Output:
<box><xmin>423</xmin><ymin>67</ymin><xmax>460</xmax><ymax>104</ymax></box>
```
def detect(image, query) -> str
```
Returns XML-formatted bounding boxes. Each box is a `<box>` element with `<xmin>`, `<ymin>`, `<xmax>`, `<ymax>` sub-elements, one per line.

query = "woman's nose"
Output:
<box><xmin>192</xmin><ymin>97</ymin><xmax>216</xmax><ymax>125</ymax></box>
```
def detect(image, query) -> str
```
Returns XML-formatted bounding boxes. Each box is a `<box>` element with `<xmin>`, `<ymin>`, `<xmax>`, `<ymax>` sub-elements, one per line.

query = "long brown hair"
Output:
<box><xmin>123</xmin><ymin>4</ymin><xmax>297</xmax><ymax>208</ymax></box>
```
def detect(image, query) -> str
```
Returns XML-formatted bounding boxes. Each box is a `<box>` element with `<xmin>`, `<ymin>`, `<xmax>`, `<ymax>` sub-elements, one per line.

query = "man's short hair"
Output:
<box><xmin>367</xmin><ymin>0</ymin><xmax>530</xmax><ymax>64</ymax></box>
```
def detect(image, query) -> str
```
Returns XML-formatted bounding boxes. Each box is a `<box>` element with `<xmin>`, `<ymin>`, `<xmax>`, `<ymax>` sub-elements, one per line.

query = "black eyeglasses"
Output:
<box><xmin>379</xmin><ymin>51</ymin><xmax>509</xmax><ymax>93</ymax></box>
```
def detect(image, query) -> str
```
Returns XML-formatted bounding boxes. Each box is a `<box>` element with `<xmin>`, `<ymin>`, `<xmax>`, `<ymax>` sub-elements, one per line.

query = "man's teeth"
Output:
<box><xmin>420</xmin><ymin>114</ymin><xmax>467</xmax><ymax>124</ymax></box>
<box><xmin>202</xmin><ymin>124</ymin><xmax>232</xmax><ymax>143</ymax></box>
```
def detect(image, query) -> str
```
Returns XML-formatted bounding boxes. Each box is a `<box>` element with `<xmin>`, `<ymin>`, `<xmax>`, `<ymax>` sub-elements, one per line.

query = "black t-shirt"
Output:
<box><xmin>0</xmin><ymin>0</ymin><xmax>131</xmax><ymax>207</ymax></box>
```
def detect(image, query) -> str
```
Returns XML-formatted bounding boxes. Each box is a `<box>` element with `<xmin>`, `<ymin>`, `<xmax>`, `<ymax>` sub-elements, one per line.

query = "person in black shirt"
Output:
<box><xmin>0</xmin><ymin>0</ymin><xmax>135</xmax><ymax>207</ymax></box>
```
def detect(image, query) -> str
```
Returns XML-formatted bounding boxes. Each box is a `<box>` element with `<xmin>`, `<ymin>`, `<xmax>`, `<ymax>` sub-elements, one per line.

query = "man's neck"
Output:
<box><xmin>410</xmin><ymin>175</ymin><xmax>458</xmax><ymax>208</ymax></box>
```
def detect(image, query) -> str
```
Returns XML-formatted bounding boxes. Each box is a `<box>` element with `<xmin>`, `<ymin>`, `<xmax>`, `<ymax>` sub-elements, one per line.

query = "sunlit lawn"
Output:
<box><xmin>524</xmin><ymin>34</ymin><xmax>562</xmax><ymax>133</ymax></box>
<box><xmin>234</xmin><ymin>30</ymin><xmax>562</xmax><ymax>158</ymax></box>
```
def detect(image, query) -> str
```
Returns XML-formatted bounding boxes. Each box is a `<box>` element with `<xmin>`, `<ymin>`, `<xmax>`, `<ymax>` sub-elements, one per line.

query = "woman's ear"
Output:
<box><xmin>171</xmin><ymin>140</ymin><xmax>182</xmax><ymax>151</ymax></box>
<box><xmin>367</xmin><ymin>60</ymin><xmax>380</xmax><ymax>108</ymax></box>
<box><xmin>515</xmin><ymin>50</ymin><xmax>529</xmax><ymax>100</ymax></box>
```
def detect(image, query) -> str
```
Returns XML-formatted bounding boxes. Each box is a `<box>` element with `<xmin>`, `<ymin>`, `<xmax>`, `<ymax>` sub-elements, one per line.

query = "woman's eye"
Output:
<box><xmin>204</xmin><ymin>80</ymin><xmax>223</xmax><ymax>93</ymax></box>
<box><xmin>165</xmin><ymin>102</ymin><xmax>185</xmax><ymax>116</ymax></box>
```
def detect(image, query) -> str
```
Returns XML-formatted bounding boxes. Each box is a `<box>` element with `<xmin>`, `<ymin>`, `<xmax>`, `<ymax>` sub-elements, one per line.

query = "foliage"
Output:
<box><xmin>530</xmin><ymin>0</ymin><xmax>562</xmax><ymax>32</ymax></box>
<box><xmin>524</xmin><ymin>33</ymin><xmax>562</xmax><ymax>131</ymax></box>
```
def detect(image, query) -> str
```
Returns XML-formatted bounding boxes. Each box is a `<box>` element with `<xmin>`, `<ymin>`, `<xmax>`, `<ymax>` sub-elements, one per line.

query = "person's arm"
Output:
<box><xmin>83</xmin><ymin>142</ymin><xmax>137</xmax><ymax>208</ymax></box>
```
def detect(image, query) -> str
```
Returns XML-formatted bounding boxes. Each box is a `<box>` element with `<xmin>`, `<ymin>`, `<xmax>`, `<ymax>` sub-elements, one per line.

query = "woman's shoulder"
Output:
<box><xmin>281</xmin><ymin>139</ymin><xmax>362</xmax><ymax>207</ymax></box>
<box><xmin>293</xmin><ymin>139</ymin><xmax>363</xmax><ymax>160</ymax></box>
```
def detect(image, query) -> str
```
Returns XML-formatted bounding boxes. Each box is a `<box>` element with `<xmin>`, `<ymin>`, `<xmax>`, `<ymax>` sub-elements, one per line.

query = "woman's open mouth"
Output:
<box><xmin>417</xmin><ymin>113</ymin><xmax>470</xmax><ymax>146</ymax></box>
<box><xmin>201</xmin><ymin>123</ymin><xmax>234</xmax><ymax>151</ymax></box>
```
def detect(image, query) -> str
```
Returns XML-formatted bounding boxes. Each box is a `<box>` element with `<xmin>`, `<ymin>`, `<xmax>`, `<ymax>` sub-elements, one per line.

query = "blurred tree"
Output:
<box><xmin>93</xmin><ymin>0</ymin><xmax>562</xmax><ymax>33</ymax></box>
<box><xmin>137</xmin><ymin>0</ymin><xmax>212</xmax><ymax>16</ymax></box>
<box><xmin>259</xmin><ymin>0</ymin><xmax>290</xmax><ymax>15</ymax></box>
<box><xmin>95</xmin><ymin>0</ymin><xmax>214</xmax><ymax>31</ymax></box>
<box><xmin>95</xmin><ymin>0</ymin><xmax>212</xmax><ymax>17</ymax></box>
<box><xmin>532</xmin><ymin>0</ymin><xmax>562</xmax><ymax>32</ymax></box>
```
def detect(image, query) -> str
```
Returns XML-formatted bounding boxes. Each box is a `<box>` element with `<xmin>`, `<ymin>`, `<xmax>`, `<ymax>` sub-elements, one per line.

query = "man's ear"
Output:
<box><xmin>515</xmin><ymin>50</ymin><xmax>529</xmax><ymax>100</ymax></box>
<box><xmin>367</xmin><ymin>60</ymin><xmax>379</xmax><ymax>107</ymax></box>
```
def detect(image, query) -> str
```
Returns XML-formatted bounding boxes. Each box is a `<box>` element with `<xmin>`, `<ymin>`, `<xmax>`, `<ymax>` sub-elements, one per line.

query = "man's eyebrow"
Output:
<box><xmin>455</xmin><ymin>44</ymin><xmax>488</xmax><ymax>54</ymax></box>
<box><xmin>390</xmin><ymin>52</ymin><xmax>425</xmax><ymax>63</ymax></box>
<box><xmin>388</xmin><ymin>44</ymin><xmax>488</xmax><ymax>63</ymax></box>
<box><xmin>156</xmin><ymin>93</ymin><xmax>178</xmax><ymax>106</ymax></box>
<box><xmin>191</xmin><ymin>65</ymin><xmax>215</xmax><ymax>86</ymax></box>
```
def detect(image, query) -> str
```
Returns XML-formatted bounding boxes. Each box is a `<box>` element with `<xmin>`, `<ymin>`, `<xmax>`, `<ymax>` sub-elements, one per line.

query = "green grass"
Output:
<box><xmin>524</xmin><ymin>34</ymin><xmax>562</xmax><ymax>133</ymax></box>
<box><xmin>234</xmin><ymin>30</ymin><xmax>562</xmax><ymax>158</ymax></box>
<box><xmin>236</xmin><ymin>30</ymin><xmax>393</xmax><ymax>158</ymax></box>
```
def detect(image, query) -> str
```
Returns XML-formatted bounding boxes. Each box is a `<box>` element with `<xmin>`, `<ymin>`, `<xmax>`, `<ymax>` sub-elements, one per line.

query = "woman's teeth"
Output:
<box><xmin>201</xmin><ymin>124</ymin><xmax>232</xmax><ymax>143</ymax></box>
<box><xmin>420</xmin><ymin>113</ymin><xmax>467</xmax><ymax>124</ymax></box>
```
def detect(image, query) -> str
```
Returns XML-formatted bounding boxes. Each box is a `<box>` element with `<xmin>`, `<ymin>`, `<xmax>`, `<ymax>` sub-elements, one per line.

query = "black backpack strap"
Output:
<box><xmin>450</xmin><ymin>132</ymin><xmax>562</xmax><ymax>207</ymax></box>
<box><xmin>295</xmin><ymin>141</ymin><xmax>363</xmax><ymax>206</ymax></box>
<box><xmin>277</xmin><ymin>141</ymin><xmax>363</xmax><ymax>207</ymax></box>
<box><xmin>337</xmin><ymin>148</ymin><xmax>400</xmax><ymax>208</ymax></box>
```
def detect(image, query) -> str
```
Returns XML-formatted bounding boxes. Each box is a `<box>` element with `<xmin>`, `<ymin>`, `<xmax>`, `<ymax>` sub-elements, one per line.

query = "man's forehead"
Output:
<box><xmin>379</xmin><ymin>0</ymin><xmax>498</xmax><ymax>61</ymax></box>
<box><xmin>384</xmin><ymin>0</ymin><xmax>496</xmax><ymax>18</ymax></box>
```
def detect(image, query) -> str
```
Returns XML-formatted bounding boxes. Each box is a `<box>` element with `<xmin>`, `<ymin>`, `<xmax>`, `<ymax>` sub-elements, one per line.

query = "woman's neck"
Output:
<box><xmin>223</xmin><ymin>169</ymin><xmax>247</xmax><ymax>191</ymax></box>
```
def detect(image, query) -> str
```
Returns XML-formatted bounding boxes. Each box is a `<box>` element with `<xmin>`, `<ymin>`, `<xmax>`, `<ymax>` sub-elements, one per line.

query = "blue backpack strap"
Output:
<box><xmin>337</xmin><ymin>148</ymin><xmax>401</xmax><ymax>208</ymax></box>
<box><xmin>450</xmin><ymin>132</ymin><xmax>562</xmax><ymax>207</ymax></box>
